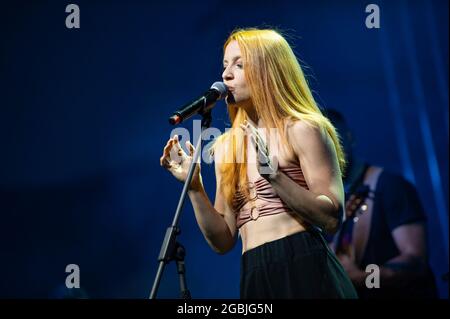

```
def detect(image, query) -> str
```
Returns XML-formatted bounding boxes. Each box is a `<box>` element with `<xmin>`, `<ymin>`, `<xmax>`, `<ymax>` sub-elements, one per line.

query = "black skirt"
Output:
<box><xmin>240</xmin><ymin>229</ymin><xmax>358</xmax><ymax>299</ymax></box>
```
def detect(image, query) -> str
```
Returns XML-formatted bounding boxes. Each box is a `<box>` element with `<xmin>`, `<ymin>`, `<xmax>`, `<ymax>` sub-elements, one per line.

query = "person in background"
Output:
<box><xmin>324</xmin><ymin>108</ymin><xmax>437</xmax><ymax>298</ymax></box>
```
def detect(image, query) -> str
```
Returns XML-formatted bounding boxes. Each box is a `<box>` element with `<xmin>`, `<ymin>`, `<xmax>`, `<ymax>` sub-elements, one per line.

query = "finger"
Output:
<box><xmin>163</xmin><ymin>139</ymin><xmax>173</xmax><ymax>149</ymax></box>
<box><xmin>249</xmin><ymin>132</ymin><xmax>258</xmax><ymax>150</ymax></box>
<box><xmin>257</xmin><ymin>147</ymin><xmax>271</xmax><ymax>167</ymax></box>
<box><xmin>163</xmin><ymin>138</ymin><xmax>172</xmax><ymax>152</ymax></box>
<box><xmin>163</xmin><ymin>140</ymin><xmax>174</xmax><ymax>157</ymax></box>
<box><xmin>271</xmin><ymin>155</ymin><xmax>279</xmax><ymax>171</ymax></box>
<box><xmin>239</xmin><ymin>123</ymin><xmax>249</xmax><ymax>133</ymax></box>
<box><xmin>186</xmin><ymin>141</ymin><xmax>195</xmax><ymax>156</ymax></box>
<box><xmin>253</xmin><ymin>131</ymin><xmax>268</xmax><ymax>154</ymax></box>
<box><xmin>160</xmin><ymin>155</ymin><xmax>171</xmax><ymax>169</ymax></box>
<box><xmin>160</xmin><ymin>155</ymin><xmax>167</xmax><ymax>167</ymax></box>
<box><xmin>172</xmin><ymin>135</ymin><xmax>180</xmax><ymax>148</ymax></box>
<box><xmin>173</xmin><ymin>135</ymin><xmax>187</xmax><ymax>155</ymax></box>
<box><xmin>241</xmin><ymin>123</ymin><xmax>269</xmax><ymax>162</ymax></box>
<box><xmin>168</xmin><ymin>146</ymin><xmax>184</xmax><ymax>165</ymax></box>
<box><xmin>164</xmin><ymin>143</ymin><xmax>180</xmax><ymax>165</ymax></box>
<box><xmin>243</xmin><ymin>120</ymin><xmax>259</xmax><ymax>139</ymax></box>
<box><xmin>165</xmin><ymin>137</ymin><xmax>173</xmax><ymax>146</ymax></box>
<box><xmin>250</xmin><ymin>135</ymin><xmax>268</xmax><ymax>161</ymax></box>
<box><xmin>244</xmin><ymin>122</ymin><xmax>268</xmax><ymax>153</ymax></box>
<box><xmin>240</xmin><ymin>121</ymin><xmax>257</xmax><ymax>141</ymax></box>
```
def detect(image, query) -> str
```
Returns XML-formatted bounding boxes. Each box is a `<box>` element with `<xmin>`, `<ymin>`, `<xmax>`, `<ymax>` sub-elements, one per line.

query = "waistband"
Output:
<box><xmin>241</xmin><ymin>230</ymin><xmax>327</xmax><ymax>272</ymax></box>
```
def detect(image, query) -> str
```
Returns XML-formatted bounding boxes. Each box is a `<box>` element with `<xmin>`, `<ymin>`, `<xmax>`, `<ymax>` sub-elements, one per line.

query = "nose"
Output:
<box><xmin>222</xmin><ymin>66</ymin><xmax>233</xmax><ymax>81</ymax></box>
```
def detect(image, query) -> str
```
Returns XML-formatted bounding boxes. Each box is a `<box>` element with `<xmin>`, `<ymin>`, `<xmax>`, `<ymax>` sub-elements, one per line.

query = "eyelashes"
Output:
<box><xmin>222</xmin><ymin>63</ymin><xmax>243</xmax><ymax>72</ymax></box>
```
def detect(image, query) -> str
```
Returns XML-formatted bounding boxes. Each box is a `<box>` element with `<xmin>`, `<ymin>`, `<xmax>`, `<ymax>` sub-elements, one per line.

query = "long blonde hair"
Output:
<box><xmin>213</xmin><ymin>28</ymin><xmax>346</xmax><ymax>210</ymax></box>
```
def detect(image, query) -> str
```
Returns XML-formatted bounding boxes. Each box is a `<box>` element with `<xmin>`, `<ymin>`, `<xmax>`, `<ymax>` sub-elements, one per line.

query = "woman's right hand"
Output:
<box><xmin>160</xmin><ymin>135</ymin><xmax>202</xmax><ymax>190</ymax></box>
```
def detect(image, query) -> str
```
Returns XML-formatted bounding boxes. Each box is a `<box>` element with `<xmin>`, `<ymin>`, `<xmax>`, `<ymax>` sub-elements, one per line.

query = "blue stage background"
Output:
<box><xmin>0</xmin><ymin>0</ymin><xmax>448</xmax><ymax>298</ymax></box>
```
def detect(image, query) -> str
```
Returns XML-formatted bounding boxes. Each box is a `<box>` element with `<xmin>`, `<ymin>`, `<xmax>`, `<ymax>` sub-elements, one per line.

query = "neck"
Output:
<box><xmin>236</xmin><ymin>99</ymin><xmax>259</xmax><ymax>125</ymax></box>
<box><xmin>246</xmin><ymin>111</ymin><xmax>259</xmax><ymax>127</ymax></box>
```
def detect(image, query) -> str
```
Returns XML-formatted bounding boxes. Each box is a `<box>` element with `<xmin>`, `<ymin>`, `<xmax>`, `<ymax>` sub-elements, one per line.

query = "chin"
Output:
<box><xmin>226</xmin><ymin>95</ymin><xmax>251</xmax><ymax>109</ymax></box>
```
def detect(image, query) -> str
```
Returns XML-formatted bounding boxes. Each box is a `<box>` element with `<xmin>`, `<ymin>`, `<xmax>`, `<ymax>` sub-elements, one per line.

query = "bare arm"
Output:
<box><xmin>265</xmin><ymin>121</ymin><xmax>345</xmax><ymax>234</ymax></box>
<box><xmin>160</xmin><ymin>135</ymin><xmax>237</xmax><ymax>254</ymax></box>
<box><xmin>186</xmin><ymin>141</ymin><xmax>237</xmax><ymax>254</ymax></box>
<box><xmin>380</xmin><ymin>223</ymin><xmax>428</xmax><ymax>285</ymax></box>
<box><xmin>340</xmin><ymin>223</ymin><xmax>429</xmax><ymax>288</ymax></box>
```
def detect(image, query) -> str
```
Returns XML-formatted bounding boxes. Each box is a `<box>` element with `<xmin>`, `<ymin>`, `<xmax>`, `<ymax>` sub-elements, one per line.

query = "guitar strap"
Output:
<box><xmin>352</xmin><ymin>166</ymin><xmax>383</xmax><ymax>266</ymax></box>
<box><xmin>333</xmin><ymin>163</ymin><xmax>370</xmax><ymax>254</ymax></box>
<box><xmin>333</xmin><ymin>164</ymin><xmax>383</xmax><ymax>266</ymax></box>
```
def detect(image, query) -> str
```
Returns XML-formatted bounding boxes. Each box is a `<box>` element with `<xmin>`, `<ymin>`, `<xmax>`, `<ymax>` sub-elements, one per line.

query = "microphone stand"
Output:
<box><xmin>150</xmin><ymin>110</ymin><xmax>212</xmax><ymax>299</ymax></box>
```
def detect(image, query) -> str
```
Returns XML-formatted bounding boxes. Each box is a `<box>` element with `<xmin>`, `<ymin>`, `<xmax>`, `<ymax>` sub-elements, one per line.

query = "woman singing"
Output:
<box><xmin>160</xmin><ymin>28</ymin><xmax>357</xmax><ymax>299</ymax></box>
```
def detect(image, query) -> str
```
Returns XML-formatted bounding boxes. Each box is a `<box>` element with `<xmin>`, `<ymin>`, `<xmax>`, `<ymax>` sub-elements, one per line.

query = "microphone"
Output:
<box><xmin>169</xmin><ymin>82</ymin><xmax>228</xmax><ymax>125</ymax></box>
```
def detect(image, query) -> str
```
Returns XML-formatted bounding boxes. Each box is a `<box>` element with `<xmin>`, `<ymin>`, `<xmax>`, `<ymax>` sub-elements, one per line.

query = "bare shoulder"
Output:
<box><xmin>286</xmin><ymin>118</ymin><xmax>330</xmax><ymax>155</ymax></box>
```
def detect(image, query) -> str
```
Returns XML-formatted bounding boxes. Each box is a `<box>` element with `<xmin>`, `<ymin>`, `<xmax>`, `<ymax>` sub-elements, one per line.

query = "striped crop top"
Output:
<box><xmin>233</xmin><ymin>166</ymin><xmax>309</xmax><ymax>228</ymax></box>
